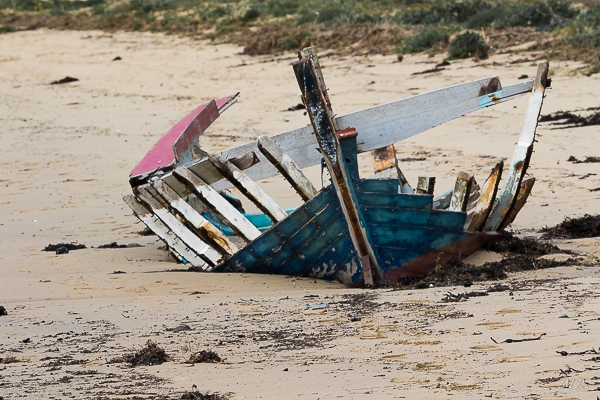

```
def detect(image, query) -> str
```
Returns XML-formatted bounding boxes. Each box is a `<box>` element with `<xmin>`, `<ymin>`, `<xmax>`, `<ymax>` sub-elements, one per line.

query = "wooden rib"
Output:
<box><xmin>257</xmin><ymin>135</ymin><xmax>317</xmax><ymax>201</ymax></box>
<box><xmin>173</xmin><ymin>167</ymin><xmax>261</xmax><ymax>242</ymax></box>
<box><xmin>123</xmin><ymin>194</ymin><xmax>208</xmax><ymax>268</ymax></box>
<box><xmin>208</xmin><ymin>154</ymin><xmax>288</xmax><ymax>223</ymax></box>
<box><xmin>433</xmin><ymin>189</ymin><xmax>452</xmax><ymax>209</ymax></box>
<box><xmin>485</xmin><ymin>62</ymin><xmax>549</xmax><ymax>231</ymax></box>
<box><xmin>416</xmin><ymin>176</ymin><xmax>435</xmax><ymax>195</ymax></box>
<box><xmin>371</xmin><ymin>145</ymin><xmax>413</xmax><ymax>193</ymax></box>
<box><xmin>135</xmin><ymin>186</ymin><xmax>222</xmax><ymax>268</ymax></box>
<box><xmin>497</xmin><ymin>177</ymin><xmax>536</xmax><ymax>231</ymax></box>
<box><xmin>448</xmin><ymin>171</ymin><xmax>474</xmax><ymax>212</ymax></box>
<box><xmin>152</xmin><ymin>179</ymin><xmax>238</xmax><ymax>256</ymax></box>
<box><xmin>465</xmin><ymin>161</ymin><xmax>503</xmax><ymax>231</ymax></box>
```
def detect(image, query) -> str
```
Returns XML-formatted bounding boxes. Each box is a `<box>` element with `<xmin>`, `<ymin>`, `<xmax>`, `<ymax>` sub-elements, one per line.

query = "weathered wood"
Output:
<box><xmin>293</xmin><ymin>51</ymin><xmax>380</xmax><ymax>285</ymax></box>
<box><xmin>465</xmin><ymin>161</ymin><xmax>503</xmax><ymax>231</ymax></box>
<box><xmin>466</xmin><ymin>179</ymin><xmax>481</xmax><ymax>213</ymax></box>
<box><xmin>152</xmin><ymin>179</ymin><xmax>238</xmax><ymax>256</ymax></box>
<box><xmin>135</xmin><ymin>186</ymin><xmax>223</xmax><ymax>268</ymax></box>
<box><xmin>416</xmin><ymin>177</ymin><xmax>436</xmax><ymax>195</ymax></box>
<box><xmin>433</xmin><ymin>189</ymin><xmax>453</xmax><ymax>209</ymax></box>
<box><xmin>123</xmin><ymin>194</ymin><xmax>208</xmax><ymax>268</ymax></box>
<box><xmin>371</xmin><ymin>145</ymin><xmax>413</xmax><ymax>193</ymax></box>
<box><xmin>448</xmin><ymin>171</ymin><xmax>474</xmax><ymax>212</ymax></box>
<box><xmin>497</xmin><ymin>177</ymin><xmax>535</xmax><ymax>231</ymax></box>
<box><xmin>155</xmin><ymin>79</ymin><xmax>535</xmax><ymax>195</ymax></box>
<box><xmin>485</xmin><ymin>63</ymin><xmax>548</xmax><ymax>231</ymax></box>
<box><xmin>173</xmin><ymin>167</ymin><xmax>261</xmax><ymax>242</ymax></box>
<box><xmin>257</xmin><ymin>135</ymin><xmax>317</xmax><ymax>201</ymax></box>
<box><xmin>208</xmin><ymin>154</ymin><xmax>288</xmax><ymax>223</ymax></box>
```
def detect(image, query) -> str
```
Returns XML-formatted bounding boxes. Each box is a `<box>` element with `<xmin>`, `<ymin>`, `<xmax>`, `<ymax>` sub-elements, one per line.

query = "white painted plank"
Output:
<box><xmin>173</xmin><ymin>167</ymin><xmax>262</xmax><ymax>242</ymax></box>
<box><xmin>123</xmin><ymin>194</ymin><xmax>208</xmax><ymax>268</ymax></box>
<box><xmin>485</xmin><ymin>63</ymin><xmax>548</xmax><ymax>231</ymax></box>
<box><xmin>152</xmin><ymin>179</ymin><xmax>238</xmax><ymax>256</ymax></box>
<box><xmin>159</xmin><ymin>79</ymin><xmax>534</xmax><ymax>195</ymax></box>
<box><xmin>465</xmin><ymin>161</ymin><xmax>503</xmax><ymax>231</ymax></box>
<box><xmin>209</xmin><ymin>154</ymin><xmax>288</xmax><ymax>223</ymax></box>
<box><xmin>136</xmin><ymin>187</ymin><xmax>223</xmax><ymax>269</ymax></box>
<box><xmin>257</xmin><ymin>135</ymin><xmax>317</xmax><ymax>201</ymax></box>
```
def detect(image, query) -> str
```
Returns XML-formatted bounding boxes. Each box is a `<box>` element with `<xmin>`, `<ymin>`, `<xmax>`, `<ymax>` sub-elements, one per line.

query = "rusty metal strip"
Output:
<box><xmin>465</xmin><ymin>161</ymin><xmax>503</xmax><ymax>231</ymax></box>
<box><xmin>257</xmin><ymin>135</ymin><xmax>317</xmax><ymax>201</ymax></box>
<box><xmin>135</xmin><ymin>186</ymin><xmax>222</xmax><ymax>269</ymax></box>
<box><xmin>497</xmin><ymin>177</ymin><xmax>536</xmax><ymax>231</ymax></box>
<box><xmin>371</xmin><ymin>145</ymin><xmax>413</xmax><ymax>193</ymax></box>
<box><xmin>448</xmin><ymin>171</ymin><xmax>474</xmax><ymax>212</ymax></box>
<box><xmin>123</xmin><ymin>194</ymin><xmax>208</xmax><ymax>268</ymax></box>
<box><xmin>173</xmin><ymin>167</ymin><xmax>261</xmax><ymax>242</ymax></box>
<box><xmin>152</xmin><ymin>179</ymin><xmax>238</xmax><ymax>256</ymax></box>
<box><xmin>416</xmin><ymin>176</ymin><xmax>436</xmax><ymax>195</ymax></box>
<box><xmin>208</xmin><ymin>154</ymin><xmax>288</xmax><ymax>223</ymax></box>
<box><xmin>293</xmin><ymin>51</ymin><xmax>381</xmax><ymax>285</ymax></box>
<box><xmin>484</xmin><ymin>62</ymin><xmax>549</xmax><ymax>231</ymax></box>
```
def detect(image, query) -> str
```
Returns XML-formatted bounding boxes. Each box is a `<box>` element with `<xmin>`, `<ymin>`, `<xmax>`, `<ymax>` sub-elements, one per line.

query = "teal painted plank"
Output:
<box><xmin>367</xmin><ymin>224</ymin><xmax>469</xmax><ymax>250</ymax></box>
<box><xmin>358</xmin><ymin>192</ymin><xmax>433</xmax><ymax>209</ymax></box>
<box><xmin>355</xmin><ymin>179</ymin><xmax>398</xmax><ymax>194</ymax></box>
<box><xmin>362</xmin><ymin>207</ymin><xmax>466</xmax><ymax>229</ymax></box>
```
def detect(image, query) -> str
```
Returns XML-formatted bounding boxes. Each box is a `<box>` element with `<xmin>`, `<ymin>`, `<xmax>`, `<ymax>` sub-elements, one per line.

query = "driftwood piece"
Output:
<box><xmin>491</xmin><ymin>333</ymin><xmax>546</xmax><ymax>344</ymax></box>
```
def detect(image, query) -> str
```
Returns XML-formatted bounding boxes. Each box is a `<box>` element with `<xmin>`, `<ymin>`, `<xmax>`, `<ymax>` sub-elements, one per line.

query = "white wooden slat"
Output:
<box><xmin>497</xmin><ymin>177</ymin><xmax>536</xmax><ymax>231</ymax></box>
<box><xmin>136</xmin><ymin>187</ymin><xmax>222</xmax><ymax>269</ymax></box>
<box><xmin>416</xmin><ymin>176</ymin><xmax>436</xmax><ymax>195</ymax></box>
<box><xmin>123</xmin><ymin>194</ymin><xmax>208</xmax><ymax>268</ymax></box>
<box><xmin>173</xmin><ymin>167</ymin><xmax>262</xmax><ymax>242</ymax></box>
<box><xmin>209</xmin><ymin>154</ymin><xmax>288</xmax><ymax>223</ymax></box>
<box><xmin>152</xmin><ymin>179</ymin><xmax>238</xmax><ymax>256</ymax></box>
<box><xmin>159</xmin><ymin>79</ymin><xmax>534</xmax><ymax>195</ymax></box>
<box><xmin>257</xmin><ymin>135</ymin><xmax>317</xmax><ymax>201</ymax></box>
<box><xmin>485</xmin><ymin>62</ymin><xmax>548</xmax><ymax>231</ymax></box>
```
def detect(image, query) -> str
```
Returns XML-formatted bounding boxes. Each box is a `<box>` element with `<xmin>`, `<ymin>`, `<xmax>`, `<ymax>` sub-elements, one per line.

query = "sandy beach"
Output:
<box><xmin>1</xmin><ymin>29</ymin><xmax>600</xmax><ymax>399</ymax></box>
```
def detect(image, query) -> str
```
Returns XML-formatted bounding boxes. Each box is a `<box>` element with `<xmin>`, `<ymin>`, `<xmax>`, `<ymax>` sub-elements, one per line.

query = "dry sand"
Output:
<box><xmin>1</xmin><ymin>29</ymin><xmax>600</xmax><ymax>399</ymax></box>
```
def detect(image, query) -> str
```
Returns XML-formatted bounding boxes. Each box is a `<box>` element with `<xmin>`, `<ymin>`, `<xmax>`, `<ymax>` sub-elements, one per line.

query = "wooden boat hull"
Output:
<box><xmin>124</xmin><ymin>47</ymin><xmax>549</xmax><ymax>286</ymax></box>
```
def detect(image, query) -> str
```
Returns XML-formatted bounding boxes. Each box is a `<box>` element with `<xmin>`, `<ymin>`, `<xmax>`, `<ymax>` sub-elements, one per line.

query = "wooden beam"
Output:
<box><xmin>448</xmin><ymin>171</ymin><xmax>474</xmax><ymax>212</ymax></box>
<box><xmin>173</xmin><ymin>167</ymin><xmax>261</xmax><ymax>242</ymax></box>
<box><xmin>135</xmin><ymin>186</ymin><xmax>223</xmax><ymax>268</ymax></box>
<box><xmin>485</xmin><ymin>62</ymin><xmax>549</xmax><ymax>231</ymax></box>
<box><xmin>497</xmin><ymin>177</ymin><xmax>535</xmax><ymax>231</ymax></box>
<box><xmin>371</xmin><ymin>145</ymin><xmax>413</xmax><ymax>193</ymax></box>
<box><xmin>123</xmin><ymin>194</ymin><xmax>208</xmax><ymax>268</ymax></box>
<box><xmin>257</xmin><ymin>135</ymin><xmax>317</xmax><ymax>201</ymax></box>
<box><xmin>465</xmin><ymin>161</ymin><xmax>503</xmax><ymax>231</ymax></box>
<box><xmin>152</xmin><ymin>179</ymin><xmax>238</xmax><ymax>256</ymax></box>
<box><xmin>208</xmin><ymin>154</ymin><xmax>288</xmax><ymax>223</ymax></box>
<box><xmin>416</xmin><ymin>176</ymin><xmax>435</xmax><ymax>195</ymax></box>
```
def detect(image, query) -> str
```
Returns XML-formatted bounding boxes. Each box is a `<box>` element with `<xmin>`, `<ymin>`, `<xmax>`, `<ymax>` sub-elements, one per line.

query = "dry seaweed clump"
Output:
<box><xmin>180</xmin><ymin>390</ymin><xmax>229</xmax><ymax>400</ymax></box>
<box><xmin>540</xmin><ymin>214</ymin><xmax>600</xmax><ymax>239</ymax></box>
<box><xmin>484</xmin><ymin>232</ymin><xmax>567</xmax><ymax>256</ymax></box>
<box><xmin>112</xmin><ymin>340</ymin><xmax>170</xmax><ymax>366</ymax></box>
<box><xmin>185</xmin><ymin>350</ymin><xmax>222</xmax><ymax>364</ymax></box>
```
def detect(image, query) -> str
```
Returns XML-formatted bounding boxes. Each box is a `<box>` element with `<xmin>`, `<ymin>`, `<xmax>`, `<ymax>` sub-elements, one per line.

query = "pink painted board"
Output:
<box><xmin>130</xmin><ymin>94</ymin><xmax>238</xmax><ymax>178</ymax></box>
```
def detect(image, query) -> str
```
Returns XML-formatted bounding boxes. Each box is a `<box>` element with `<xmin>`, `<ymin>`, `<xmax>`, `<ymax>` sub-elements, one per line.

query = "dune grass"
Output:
<box><xmin>0</xmin><ymin>0</ymin><xmax>598</xmax><ymax>72</ymax></box>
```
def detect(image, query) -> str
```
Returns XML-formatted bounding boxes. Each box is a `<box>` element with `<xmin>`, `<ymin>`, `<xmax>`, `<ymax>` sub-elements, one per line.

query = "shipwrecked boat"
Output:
<box><xmin>125</xmin><ymin>47</ymin><xmax>549</xmax><ymax>286</ymax></box>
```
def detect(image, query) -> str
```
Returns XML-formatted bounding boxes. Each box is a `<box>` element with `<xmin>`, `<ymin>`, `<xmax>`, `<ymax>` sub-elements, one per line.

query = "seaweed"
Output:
<box><xmin>540</xmin><ymin>214</ymin><xmax>600</xmax><ymax>239</ymax></box>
